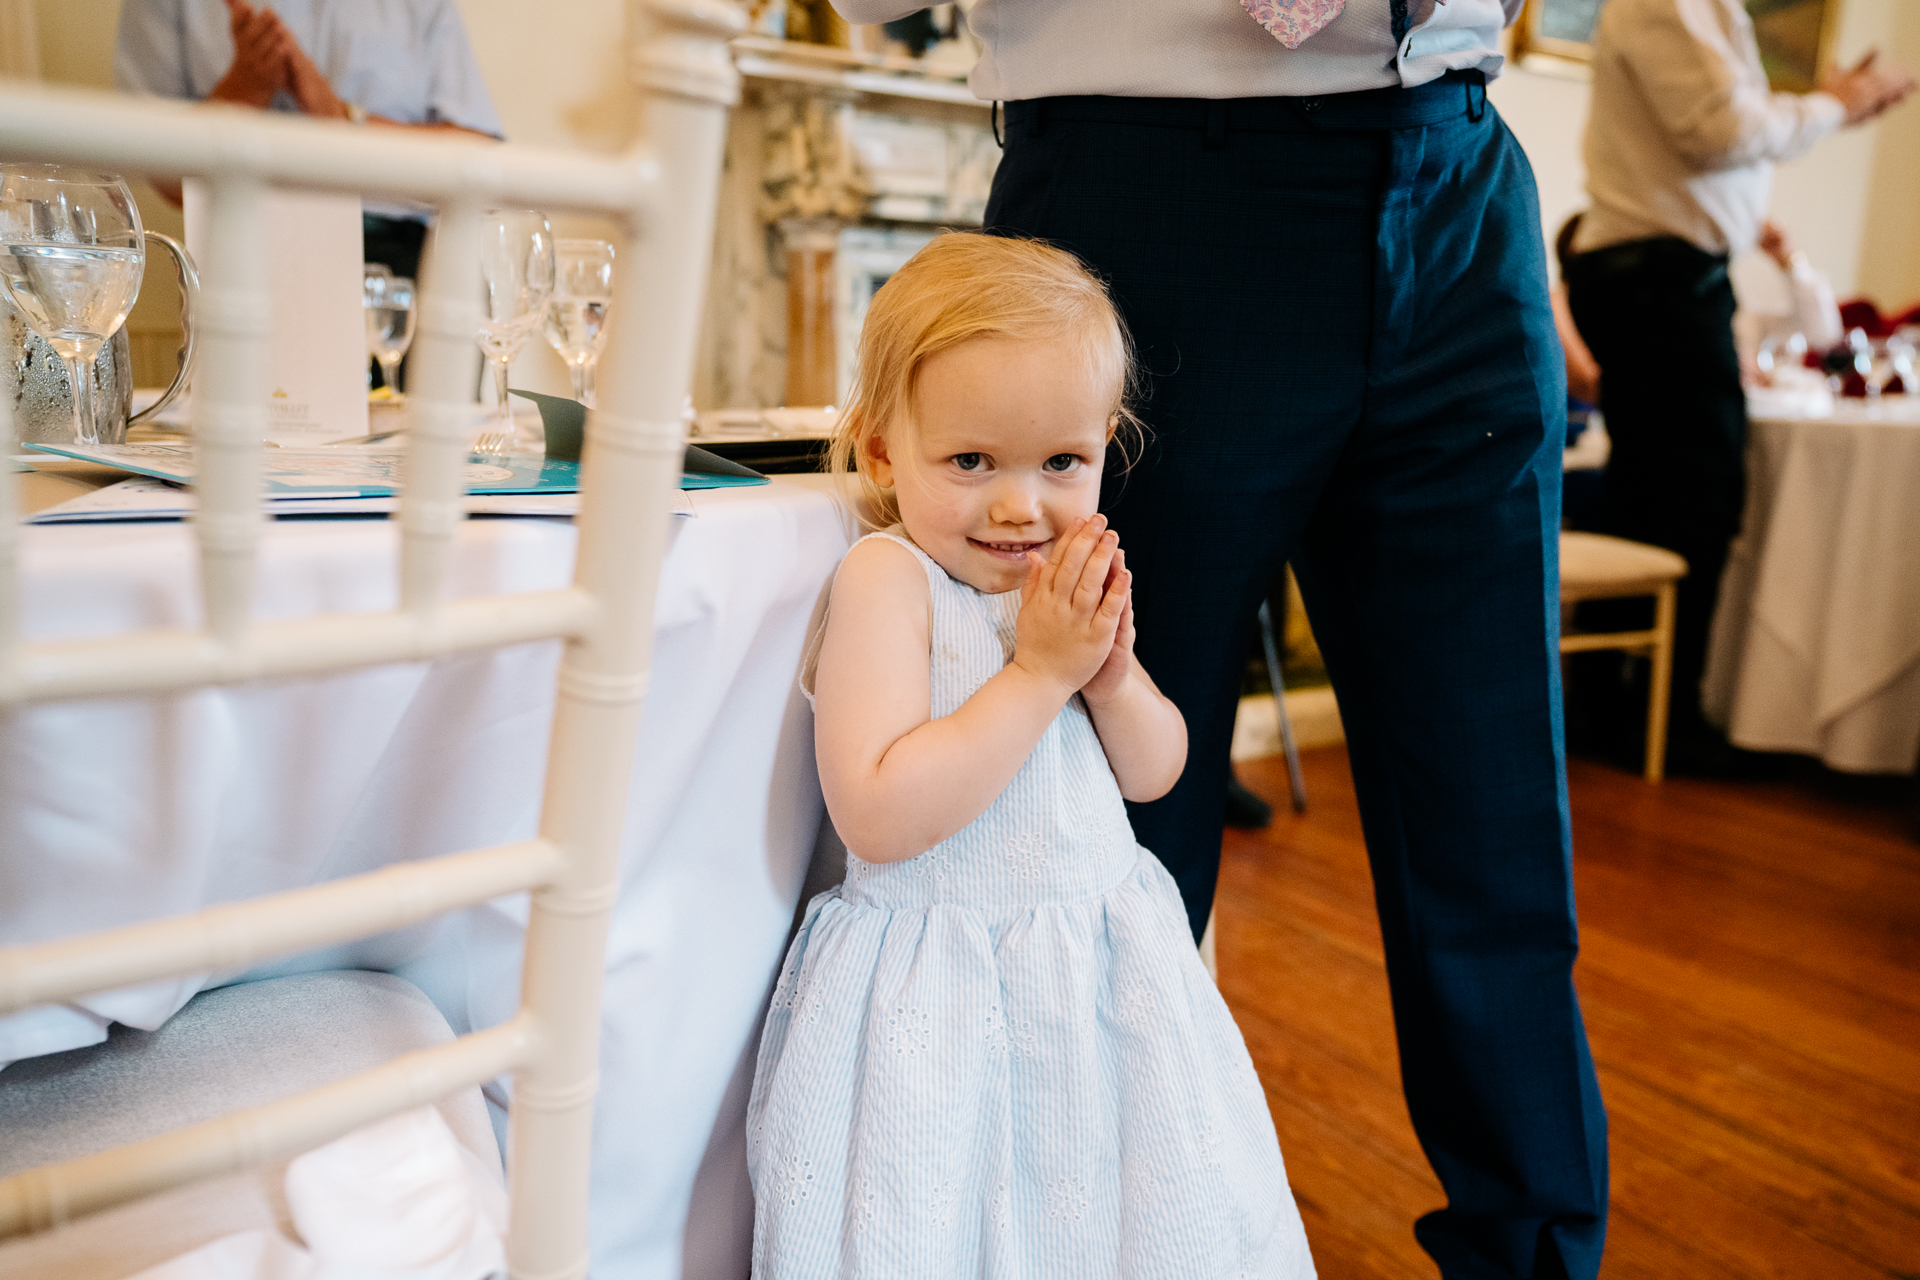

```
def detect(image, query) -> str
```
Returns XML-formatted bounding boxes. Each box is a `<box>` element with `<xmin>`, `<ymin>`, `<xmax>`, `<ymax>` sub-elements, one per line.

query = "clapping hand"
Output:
<box><xmin>279</xmin><ymin>20</ymin><xmax>350</xmax><ymax>119</ymax></box>
<box><xmin>207</xmin><ymin>0</ymin><xmax>293</xmax><ymax>109</ymax></box>
<box><xmin>1080</xmin><ymin>546</ymin><xmax>1136</xmax><ymax>708</ymax></box>
<box><xmin>1013</xmin><ymin>515</ymin><xmax>1131</xmax><ymax>699</ymax></box>
<box><xmin>207</xmin><ymin>0</ymin><xmax>349</xmax><ymax>120</ymax></box>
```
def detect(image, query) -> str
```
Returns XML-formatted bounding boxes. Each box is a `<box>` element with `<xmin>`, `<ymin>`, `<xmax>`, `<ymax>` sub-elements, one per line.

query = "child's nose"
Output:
<box><xmin>987</xmin><ymin>478</ymin><xmax>1040</xmax><ymax>527</ymax></box>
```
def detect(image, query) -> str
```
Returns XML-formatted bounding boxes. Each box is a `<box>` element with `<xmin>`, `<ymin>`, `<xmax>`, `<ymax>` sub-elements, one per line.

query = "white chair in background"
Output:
<box><xmin>1559</xmin><ymin>531</ymin><xmax>1689</xmax><ymax>783</ymax></box>
<box><xmin>0</xmin><ymin>1</ymin><xmax>744</xmax><ymax>1276</ymax></box>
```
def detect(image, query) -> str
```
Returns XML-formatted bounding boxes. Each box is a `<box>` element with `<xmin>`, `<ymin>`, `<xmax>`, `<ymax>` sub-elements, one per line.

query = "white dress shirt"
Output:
<box><xmin>114</xmin><ymin>0</ymin><xmax>502</xmax><ymax>137</ymax></box>
<box><xmin>833</xmin><ymin>0</ymin><xmax>1523</xmax><ymax>100</ymax></box>
<box><xmin>1575</xmin><ymin>0</ymin><xmax>1844</xmax><ymax>257</ymax></box>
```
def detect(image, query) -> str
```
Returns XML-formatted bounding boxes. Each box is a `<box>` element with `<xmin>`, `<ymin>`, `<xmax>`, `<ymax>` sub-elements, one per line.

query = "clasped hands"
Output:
<box><xmin>207</xmin><ymin>0</ymin><xmax>351</xmax><ymax>120</ymax></box>
<box><xmin>1011</xmin><ymin>515</ymin><xmax>1136</xmax><ymax>708</ymax></box>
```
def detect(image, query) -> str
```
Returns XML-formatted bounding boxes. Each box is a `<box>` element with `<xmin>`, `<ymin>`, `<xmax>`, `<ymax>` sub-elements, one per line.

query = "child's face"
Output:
<box><xmin>868</xmin><ymin>336</ymin><xmax>1113</xmax><ymax>594</ymax></box>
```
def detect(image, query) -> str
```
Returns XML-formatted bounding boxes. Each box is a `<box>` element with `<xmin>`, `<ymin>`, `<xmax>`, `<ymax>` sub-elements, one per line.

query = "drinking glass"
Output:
<box><xmin>0</xmin><ymin>165</ymin><xmax>145</xmax><ymax>445</ymax></box>
<box><xmin>543</xmin><ymin>239</ymin><xmax>615</xmax><ymax>407</ymax></box>
<box><xmin>1888</xmin><ymin>329</ymin><xmax>1917</xmax><ymax>395</ymax></box>
<box><xmin>476</xmin><ymin>210</ymin><xmax>555</xmax><ymax>454</ymax></box>
<box><xmin>363</xmin><ymin>268</ymin><xmax>416</xmax><ymax>398</ymax></box>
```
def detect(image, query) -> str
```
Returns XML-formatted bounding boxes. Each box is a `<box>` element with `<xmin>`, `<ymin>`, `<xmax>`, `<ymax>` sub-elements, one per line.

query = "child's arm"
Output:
<box><xmin>1079</xmin><ymin>548</ymin><xmax>1188</xmax><ymax>802</ymax></box>
<box><xmin>814</xmin><ymin>519</ymin><xmax>1129</xmax><ymax>864</ymax></box>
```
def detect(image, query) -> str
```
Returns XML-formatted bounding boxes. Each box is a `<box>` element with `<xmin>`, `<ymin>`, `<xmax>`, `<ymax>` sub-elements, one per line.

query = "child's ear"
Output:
<box><xmin>865</xmin><ymin>432</ymin><xmax>896</xmax><ymax>489</ymax></box>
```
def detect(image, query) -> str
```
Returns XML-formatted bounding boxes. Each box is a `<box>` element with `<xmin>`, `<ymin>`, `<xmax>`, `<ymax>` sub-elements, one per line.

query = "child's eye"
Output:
<box><xmin>952</xmin><ymin>453</ymin><xmax>986</xmax><ymax>472</ymax></box>
<box><xmin>1043</xmin><ymin>454</ymin><xmax>1081</xmax><ymax>473</ymax></box>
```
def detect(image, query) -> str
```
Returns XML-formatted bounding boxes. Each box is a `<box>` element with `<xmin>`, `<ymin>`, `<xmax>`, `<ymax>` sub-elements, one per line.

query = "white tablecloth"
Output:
<box><xmin>1704</xmin><ymin>398</ymin><xmax>1920</xmax><ymax>773</ymax></box>
<box><xmin>0</xmin><ymin>475</ymin><xmax>856</xmax><ymax>1278</ymax></box>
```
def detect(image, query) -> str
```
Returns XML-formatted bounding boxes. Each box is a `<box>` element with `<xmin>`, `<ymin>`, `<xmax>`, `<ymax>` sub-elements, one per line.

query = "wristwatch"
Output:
<box><xmin>344</xmin><ymin>102</ymin><xmax>368</xmax><ymax>127</ymax></box>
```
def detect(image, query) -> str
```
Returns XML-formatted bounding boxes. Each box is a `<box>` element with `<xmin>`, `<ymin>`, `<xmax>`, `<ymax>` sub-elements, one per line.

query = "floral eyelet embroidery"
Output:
<box><xmin>916</xmin><ymin>844</ymin><xmax>952</xmax><ymax>894</ymax></box>
<box><xmin>985</xmin><ymin>1003</ymin><xmax>1010</xmax><ymax>1056</ymax></box>
<box><xmin>887</xmin><ymin>1005</ymin><xmax>933</xmax><ymax>1056</ymax></box>
<box><xmin>1197</xmin><ymin>1120</ymin><xmax>1226</xmax><ymax>1173</ymax></box>
<box><xmin>777</xmin><ymin>969</ymin><xmax>824</xmax><ymax>1026</ymax></box>
<box><xmin>1005</xmin><ymin>832</ymin><xmax>1051</xmax><ymax>882</ymax></box>
<box><xmin>927</xmin><ymin>1177</ymin><xmax>960</xmax><ymax>1229</ymax></box>
<box><xmin>1044</xmin><ymin>1175</ymin><xmax>1090</xmax><ymax>1224</ymax></box>
<box><xmin>1113</xmin><ymin>977</ymin><xmax>1155</xmax><ymax>1031</ymax></box>
<box><xmin>1007</xmin><ymin>1016</ymin><xmax>1041</xmax><ymax>1060</ymax></box>
<box><xmin>771</xmin><ymin>1152</ymin><xmax>817</xmax><ymax>1208</ymax></box>
<box><xmin>850</xmin><ymin>1174</ymin><xmax>878</xmax><ymax>1227</ymax></box>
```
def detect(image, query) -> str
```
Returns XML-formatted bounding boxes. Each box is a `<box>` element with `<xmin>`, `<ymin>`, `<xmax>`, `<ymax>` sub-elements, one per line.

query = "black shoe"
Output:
<box><xmin>1225</xmin><ymin>778</ymin><xmax>1273</xmax><ymax>829</ymax></box>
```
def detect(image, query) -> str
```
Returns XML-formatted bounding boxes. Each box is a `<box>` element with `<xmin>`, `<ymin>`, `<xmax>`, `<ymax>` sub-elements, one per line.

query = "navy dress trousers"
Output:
<box><xmin>985</xmin><ymin>73</ymin><xmax>1609</xmax><ymax>1280</ymax></box>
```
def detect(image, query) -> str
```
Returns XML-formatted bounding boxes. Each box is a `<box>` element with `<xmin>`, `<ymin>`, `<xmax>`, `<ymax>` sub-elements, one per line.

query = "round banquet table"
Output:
<box><xmin>1703</xmin><ymin>395</ymin><xmax>1920</xmax><ymax>774</ymax></box>
<box><xmin>0</xmin><ymin>473</ymin><xmax>856</xmax><ymax>1278</ymax></box>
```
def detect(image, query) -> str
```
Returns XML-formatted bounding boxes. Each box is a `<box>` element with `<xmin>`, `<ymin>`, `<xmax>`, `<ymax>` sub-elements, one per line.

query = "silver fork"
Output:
<box><xmin>471</xmin><ymin>416</ymin><xmax>514</xmax><ymax>457</ymax></box>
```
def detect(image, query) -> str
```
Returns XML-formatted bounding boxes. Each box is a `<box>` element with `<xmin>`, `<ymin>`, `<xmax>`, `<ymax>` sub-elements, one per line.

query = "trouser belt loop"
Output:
<box><xmin>1031</xmin><ymin>99</ymin><xmax>1049</xmax><ymax>138</ymax></box>
<box><xmin>1204</xmin><ymin>101</ymin><xmax>1227</xmax><ymax>151</ymax></box>
<box><xmin>992</xmin><ymin>101</ymin><xmax>1004</xmax><ymax>149</ymax></box>
<box><xmin>1464</xmin><ymin>69</ymin><xmax>1488</xmax><ymax>123</ymax></box>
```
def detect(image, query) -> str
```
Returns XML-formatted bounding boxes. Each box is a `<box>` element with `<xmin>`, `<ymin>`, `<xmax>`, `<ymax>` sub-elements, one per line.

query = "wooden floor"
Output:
<box><xmin>1220</xmin><ymin>747</ymin><xmax>1920</xmax><ymax>1279</ymax></box>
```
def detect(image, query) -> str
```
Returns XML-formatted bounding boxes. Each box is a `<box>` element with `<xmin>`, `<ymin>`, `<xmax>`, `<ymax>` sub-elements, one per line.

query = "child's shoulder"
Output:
<box><xmin>830</xmin><ymin>533</ymin><xmax>932</xmax><ymax>622</ymax></box>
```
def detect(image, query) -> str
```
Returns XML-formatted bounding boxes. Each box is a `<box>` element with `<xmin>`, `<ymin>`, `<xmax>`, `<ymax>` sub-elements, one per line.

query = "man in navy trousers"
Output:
<box><xmin>836</xmin><ymin>0</ymin><xmax>1607</xmax><ymax>1276</ymax></box>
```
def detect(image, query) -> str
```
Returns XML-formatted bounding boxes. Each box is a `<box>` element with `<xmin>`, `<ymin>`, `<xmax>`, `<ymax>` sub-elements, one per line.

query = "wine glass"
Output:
<box><xmin>543</xmin><ymin>239</ymin><xmax>615</xmax><ymax>407</ymax></box>
<box><xmin>0</xmin><ymin>166</ymin><xmax>145</xmax><ymax>446</ymax></box>
<box><xmin>363</xmin><ymin>268</ymin><xmax>416</xmax><ymax>399</ymax></box>
<box><xmin>475</xmin><ymin>210</ymin><xmax>555</xmax><ymax>455</ymax></box>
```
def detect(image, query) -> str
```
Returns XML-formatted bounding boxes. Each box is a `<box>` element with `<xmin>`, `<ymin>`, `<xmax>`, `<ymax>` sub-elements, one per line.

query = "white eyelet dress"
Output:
<box><xmin>748</xmin><ymin>530</ymin><xmax>1315</xmax><ymax>1280</ymax></box>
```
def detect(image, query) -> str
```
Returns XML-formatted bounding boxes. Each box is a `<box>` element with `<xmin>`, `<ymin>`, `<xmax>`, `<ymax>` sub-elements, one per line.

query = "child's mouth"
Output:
<box><xmin>970</xmin><ymin>538</ymin><xmax>1048</xmax><ymax>562</ymax></box>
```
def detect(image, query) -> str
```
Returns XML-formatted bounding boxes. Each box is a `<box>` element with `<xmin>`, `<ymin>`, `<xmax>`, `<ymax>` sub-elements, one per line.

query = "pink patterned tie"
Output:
<box><xmin>1241</xmin><ymin>0</ymin><xmax>1347</xmax><ymax>49</ymax></box>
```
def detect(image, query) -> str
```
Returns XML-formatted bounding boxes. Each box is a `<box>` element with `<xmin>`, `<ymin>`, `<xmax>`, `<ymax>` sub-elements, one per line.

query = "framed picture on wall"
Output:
<box><xmin>1512</xmin><ymin>0</ymin><xmax>1844</xmax><ymax>91</ymax></box>
<box><xmin>1747</xmin><ymin>0</ymin><xmax>1846</xmax><ymax>92</ymax></box>
<box><xmin>1511</xmin><ymin>0</ymin><xmax>1607</xmax><ymax>65</ymax></box>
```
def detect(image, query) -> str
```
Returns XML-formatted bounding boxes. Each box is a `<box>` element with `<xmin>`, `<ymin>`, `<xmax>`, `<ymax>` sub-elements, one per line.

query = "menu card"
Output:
<box><xmin>183</xmin><ymin>183</ymin><xmax>370</xmax><ymax>446</ymax></box>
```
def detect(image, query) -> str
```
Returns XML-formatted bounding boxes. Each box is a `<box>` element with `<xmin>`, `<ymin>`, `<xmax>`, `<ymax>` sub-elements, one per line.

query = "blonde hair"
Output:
<box><xmin>825</xmin><ymin>233</ymin><xmax>1142</xmax><ymax>529</ymax></box>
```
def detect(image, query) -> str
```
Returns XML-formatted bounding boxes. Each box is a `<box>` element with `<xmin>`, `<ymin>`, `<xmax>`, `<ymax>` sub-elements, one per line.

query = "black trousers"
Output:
<box><xmin>988</xmin><ymin>78</ymin><xmax>1606</xmax><ymax>1280</ymax></box>
<box><xmin>1564</xmin><ymin>238</ymin><xmax>1746</xmax><ymax>741</ymax></box>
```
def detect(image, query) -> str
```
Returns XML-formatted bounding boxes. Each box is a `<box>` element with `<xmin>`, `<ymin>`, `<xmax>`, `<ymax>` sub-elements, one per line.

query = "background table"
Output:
<box><xmin>0</xmin><ymin>473</ymin><xmax>855</xmax><ymax>1278</ymax></box>
<box><xmin>1704</xmin><ymin>398</ymin><xmax>1920</xmax><ymax>774</ymax></box>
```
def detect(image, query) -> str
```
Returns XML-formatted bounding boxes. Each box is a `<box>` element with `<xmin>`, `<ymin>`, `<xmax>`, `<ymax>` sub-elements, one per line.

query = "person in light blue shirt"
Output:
<box><xmin>115</xmin><ymin>0</ymin><xmax>503</xmax><ymax>329</ymax></box>
<box><xmin>115</xmin><ymin>0</ymin><xmax>502</xmax><ymax>139</ymax></box>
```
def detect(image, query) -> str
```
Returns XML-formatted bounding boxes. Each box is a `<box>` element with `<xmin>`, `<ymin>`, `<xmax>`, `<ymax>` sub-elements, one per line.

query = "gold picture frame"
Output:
<box><xmin>1511</xmin><ymin>0</ymin><xmax>1607</xmax><ymax>67</ymax></box>
<box><xmin>1747</xmin><ymin>0</ymin><xmax>1846</xmax><ymax>92</ymax></box>
<box><xmin>1512</xmin><ymin>0</ymin><xmax>1845</xmax><ymax>91</ymax></box>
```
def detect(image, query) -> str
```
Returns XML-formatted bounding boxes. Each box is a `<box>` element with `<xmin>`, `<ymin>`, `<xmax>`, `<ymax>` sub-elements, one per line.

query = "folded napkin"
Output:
<box><xmin>128</xmin><ymin>1107</ymin><xmax>506</xmax><ymax>1280</ymax></box>
<box><xmin>1838</xmin><ymin>298</ymin><xmax>1892</xmax><ymax>338</ymax></box>
<box><xmin>509</xmin><ymin>387</ymin><xmax>769</xmax><ymax>487</ymax></box>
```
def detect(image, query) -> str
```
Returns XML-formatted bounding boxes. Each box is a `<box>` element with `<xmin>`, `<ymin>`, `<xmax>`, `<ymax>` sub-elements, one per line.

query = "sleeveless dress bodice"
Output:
<box><xmin>748</xmin><ymin>530</ymin><xmax>1315</xmax><ymax>1280</ymax></box>
<box><xmin>838</xmin><ymin>535</ymin><xmax>1138</xmax><ymax>914</ymax></box>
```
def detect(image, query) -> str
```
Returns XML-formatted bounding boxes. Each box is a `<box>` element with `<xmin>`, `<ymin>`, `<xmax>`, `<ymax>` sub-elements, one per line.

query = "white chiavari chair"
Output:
<box><xmin>0</xmin><ymin>1</ymin><xmax>745</xmax><ymax>1274</ymax></box>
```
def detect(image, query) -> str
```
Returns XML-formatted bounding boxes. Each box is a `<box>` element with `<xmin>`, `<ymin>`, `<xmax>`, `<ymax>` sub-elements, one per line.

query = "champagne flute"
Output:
<box><xmin>475</xmin><ymin>210</ymin><xmax>555</xmax><ymax>455</ymax></box>
<box><xmin>0</xmin><ymin>165</ymin><xmax>145</xmax><ymax>446</ymax></box>
<box><xmin>363</xmin><ymin>269</ymin><xmax>416</xmax><ymax>398</ymax></box>
<box><xmin>543</xmin><ymin>239</ymin><xmax>615</xmax><ymax>407</ymax></box>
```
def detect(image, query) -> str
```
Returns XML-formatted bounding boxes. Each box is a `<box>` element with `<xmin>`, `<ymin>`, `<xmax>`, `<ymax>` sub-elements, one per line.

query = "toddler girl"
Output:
<box><xmin>748</xmin><ymin>233</ymin><xmax>1314</xmax><ymax>1279</ymax></box>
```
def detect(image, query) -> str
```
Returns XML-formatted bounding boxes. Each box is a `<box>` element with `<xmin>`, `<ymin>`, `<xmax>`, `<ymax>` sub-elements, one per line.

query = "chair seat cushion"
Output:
<box><xmin>1559</xmin><ymin>531</ymin><xmax>1689</xmax><ymax>599</ymax></box>
<box><xmin>0</xmin><ymin>970</ymin><xmax>501</xmax><ymax>1280</ymax></box>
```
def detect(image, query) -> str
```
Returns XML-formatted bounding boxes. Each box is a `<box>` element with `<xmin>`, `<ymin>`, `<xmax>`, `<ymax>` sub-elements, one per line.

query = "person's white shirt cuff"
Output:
<box><xmin>1801</xmin><ymin>91</ymin><xmax>1848</xmax><ymax>133</ymax></box>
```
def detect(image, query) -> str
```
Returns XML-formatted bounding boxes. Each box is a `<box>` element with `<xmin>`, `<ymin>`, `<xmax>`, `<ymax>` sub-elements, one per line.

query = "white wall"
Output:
<box><xmin>451</xmin><ymin>0</ymin><xmax>634</xmax><ymax>396</ymax></box>
<box><xmin>1489</xmin><ymin>0</ymin><xmax>1920</xmax><ymax>309</ymax></box>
